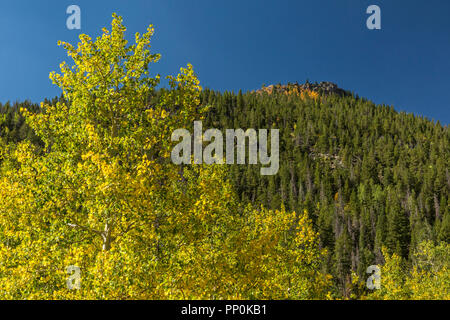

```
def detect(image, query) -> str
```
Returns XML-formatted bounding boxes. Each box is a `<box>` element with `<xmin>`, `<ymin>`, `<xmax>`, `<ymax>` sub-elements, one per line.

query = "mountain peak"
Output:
<box><xmin>256</xmin><ymin>81</ymin><xmax>351</xmax><ymax>97</ymax></box>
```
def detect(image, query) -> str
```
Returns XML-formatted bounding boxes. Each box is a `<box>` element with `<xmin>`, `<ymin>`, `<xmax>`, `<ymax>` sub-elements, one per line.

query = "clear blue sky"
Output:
<box><xmin>0</xmin><ymin>0</ymin><xmax>449</xmax><ymax>124</ymax></box>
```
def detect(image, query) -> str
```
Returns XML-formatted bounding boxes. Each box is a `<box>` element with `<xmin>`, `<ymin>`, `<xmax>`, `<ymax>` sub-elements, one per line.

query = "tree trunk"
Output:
<box><xmin>102</xmin><ymin>223</ymin><xmax>112</xmax><ymax>251</ymax></box>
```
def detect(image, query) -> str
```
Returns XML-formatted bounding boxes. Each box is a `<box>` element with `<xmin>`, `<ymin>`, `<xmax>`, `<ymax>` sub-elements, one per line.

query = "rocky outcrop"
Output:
<box><xmin>255</xmin><ymin>81</ymin><xmax>351</xmax><ymax>97</ymax></box>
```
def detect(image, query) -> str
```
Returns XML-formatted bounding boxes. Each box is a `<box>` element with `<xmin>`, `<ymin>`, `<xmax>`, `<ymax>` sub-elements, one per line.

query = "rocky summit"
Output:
<box><xmin>255</xmin><ymin>81</ymin><xmax>351</xmax><ymax>97</ymax></box>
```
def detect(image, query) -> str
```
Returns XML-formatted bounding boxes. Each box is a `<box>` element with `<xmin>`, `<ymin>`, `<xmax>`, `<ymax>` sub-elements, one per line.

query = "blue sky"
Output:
<box><xmin>0</xmin><ymin>0</ymin><xmax>449</xmax><ymax>124</ymax></box>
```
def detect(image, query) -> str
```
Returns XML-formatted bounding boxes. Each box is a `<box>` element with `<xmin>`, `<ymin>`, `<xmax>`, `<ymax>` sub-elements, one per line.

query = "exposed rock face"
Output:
<box><xmin>255</xmin><ymin>81</ymin><xmax>351</xmax><ymax>97</ymax></box>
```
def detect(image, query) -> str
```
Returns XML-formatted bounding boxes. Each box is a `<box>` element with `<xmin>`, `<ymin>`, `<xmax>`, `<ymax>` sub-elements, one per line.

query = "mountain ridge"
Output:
<box><xmin>254</xmin><ymin>81</ymin><xmax>352</xmax><ymax>97</ymax></box>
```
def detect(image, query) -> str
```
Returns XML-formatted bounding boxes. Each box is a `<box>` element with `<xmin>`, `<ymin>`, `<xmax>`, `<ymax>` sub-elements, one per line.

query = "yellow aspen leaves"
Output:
<box><xmin>0</xmin><ymin>13</ymin><xmax>333</xmax><ymax>300</ymax></box>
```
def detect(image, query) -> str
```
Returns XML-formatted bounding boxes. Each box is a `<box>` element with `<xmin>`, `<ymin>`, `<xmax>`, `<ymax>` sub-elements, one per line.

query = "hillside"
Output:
<box><xmin>201</xmin><ymin>84</ymin><xmax>449</xmax><ymax>294</ymax></box>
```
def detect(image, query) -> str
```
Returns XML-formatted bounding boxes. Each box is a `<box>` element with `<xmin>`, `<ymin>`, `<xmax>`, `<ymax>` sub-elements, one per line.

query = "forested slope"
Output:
<box><xmin>200</xmin><ymin>84</ymin><xmax>449</xmax><ymax>294</ymax></box>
